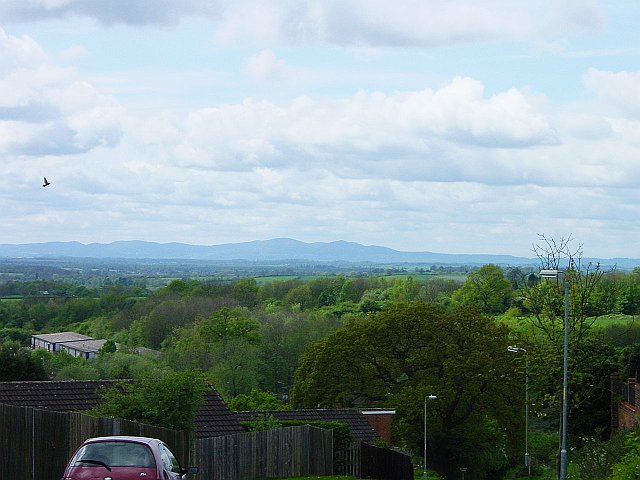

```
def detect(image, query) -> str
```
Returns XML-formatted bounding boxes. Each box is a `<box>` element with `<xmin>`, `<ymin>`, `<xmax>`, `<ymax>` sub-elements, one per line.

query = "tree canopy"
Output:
<box><xmin>291</xmin><ymin>301</ymin><xmax>522</xmax><ymax>478</ymax></box>
<box><xmin>90</xmin><ymin>370</ymin><xmax>207</xmax><ymax>431</ymax></box>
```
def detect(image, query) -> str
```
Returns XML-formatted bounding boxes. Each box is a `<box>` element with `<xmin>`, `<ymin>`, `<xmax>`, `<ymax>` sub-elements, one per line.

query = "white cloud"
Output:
<box><xmin>584</xmin><ymin>68</ymin><xmax>640</xmax><ymax>118</ymax></box>
<box><xmin>0</xmin><ymin>0</ymin><xmax>222</xmax><ymax>26</ymax></box>
<box><xmin>0</xmin><ymin>28</ymin><xmax>124</xmax><ymax>156</ymax></box>
<box><xmin>0</xmin><ymin>1</ymin><xmax>601</xmax><ymax>48</ymax></box>
<box><xmin>214</xmin><ymin>0</ymin><xmax>602</xmax><ymax>47</ymax></box>
<box><xmin>174</xmin><ymin>77</ymin><xmax>557</xmax><ymax>181</ymax></box>
<box><xmin>244</xmin><ymin>50</ymin><xmax>286</xmax><ymax>80</ymax></box>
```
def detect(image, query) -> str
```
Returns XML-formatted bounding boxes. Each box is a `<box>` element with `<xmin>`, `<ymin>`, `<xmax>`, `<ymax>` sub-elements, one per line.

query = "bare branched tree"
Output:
<box><xmin>524</xmin><ymin>234</ymin><xmax>605</xmax><ymax>345</ymax></box>
<box><xmin>532</xmin><ymin>233</ymin><xmax>579</xmax><ymax>270</ymax></box>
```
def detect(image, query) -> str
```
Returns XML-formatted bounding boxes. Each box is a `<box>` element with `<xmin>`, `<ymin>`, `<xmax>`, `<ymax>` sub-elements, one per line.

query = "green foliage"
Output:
<box><xmin>165</xmin><ymin>307</ymin><xmax>261</xmax><ymax>397</ymax></box>
<box><xmin>99</xmin><ymin>339</ymin><xmax>117</xmax><ymax>354</ymax></box>
<box><xmin>0</xmin><ymin>340</ymin><xmax>49</xmax><ymax>380</ymax></box>
<box><xmin>232</xmin><ymin>278</ymin><xmax>259</xmax><ymax>308</ymax></box>
<box><xmin>609</xmin><ymin>428</ymin><xmax>640</xmax><ymax>480</ymax></box>
<box><xmin>241</xmin><ymin>413</ymin><xmax>283</xmax><ymax>431</ymax></box>
<box><xmin>291</xmin><ymin>301</ymin><xmax>521</xmax><ymax>478</ymax></box>
<box><xmin>451</xmin><ymin>264</ymin><xmax>512</xmax><ymax>314</ymax></box>
<box><xmin>229</xmin><ymin>388</ymin><xmax>287</xmax><ymax>411</ymax></box>
<box><xmin>571</xmin><ymin>430</ymin><xmax>627</xmax><ymax>480</ymax></box>
<box><xmin>283</xmin><ymin>284</ymin><xmax>314</xmax><ymax>310</ymax></box>
<box><xmin>279</xmin><ymin>420</ymin><xmax>352</xmax><ymax>448</ymax></box>
<box><xmin>90</xmin><ymin>370</ymin><xmax>207</xmax><ymax>431</ymax></box>
<box><xmin>256</xmin><ymin>308</ymin><xmax>342</xmax><ymax>398</ymax></box>
<box><xmin>527</xmin><ymin>430</ymin><xmax>558</xmax><ymax>475</ymax></box>
<box><xmin>622</xmin><ymin>343</ymin><xmax>640</xmax><ymax>378</ymax></box>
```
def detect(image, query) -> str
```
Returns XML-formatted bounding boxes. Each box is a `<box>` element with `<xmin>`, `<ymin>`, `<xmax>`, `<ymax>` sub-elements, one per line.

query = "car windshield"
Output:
<box><xmin>72</xmin><ymin>441</ymin><xmax>156</xmax><ymax>468</ymax></box>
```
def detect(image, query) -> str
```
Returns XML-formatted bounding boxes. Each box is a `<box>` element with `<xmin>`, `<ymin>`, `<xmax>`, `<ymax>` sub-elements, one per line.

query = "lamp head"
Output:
<box><xmin>539</xmin><ymin>269</ymin><xmax>559</xmax><ymax>278</ymax></box>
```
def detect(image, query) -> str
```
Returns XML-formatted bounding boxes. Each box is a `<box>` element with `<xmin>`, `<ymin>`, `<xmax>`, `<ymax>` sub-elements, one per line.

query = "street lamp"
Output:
<box><xmin>539</xmin><ymin>268</ymin><xmax>569</xmax><ymax>480</ymax></box>
<box><xmin>424</xmin><ymin>394</ymin><xmax>437</xmax><ymax>480</ymax></box>
<box><xmin>508</xmin><ymin>345</ymin><xmax>530</xmax><ymax>476</ymax></box>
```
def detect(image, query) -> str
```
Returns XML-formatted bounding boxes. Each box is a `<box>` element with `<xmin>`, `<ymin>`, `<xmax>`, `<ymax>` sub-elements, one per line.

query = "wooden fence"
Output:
<box><xmin>334</xmin><ymin>441</ymin><xmax>361</xmax><ymax>476</ymax></box>
<box><xmin>196</xmin><ymin>425</ymin><xmax>333</xmax><ymax>480</ymax></box>
<box><xmin>2</xmin><ymin>403</ymin><xmax>411</xmax><ymax>480</ymax></box>
<box><xmin>334</xmin><ymin>441</ymin><xmax>413</xmax><ymax>480</ymax></box>
<box><xmin>360</xmin><ymin>442</ymin><xmax>413</xmax><ymax>480</ymax></box>
<box><xmin>0</xmin><ymin>403</ymin><xmax>188</xmax><ymax>480</ymax></box>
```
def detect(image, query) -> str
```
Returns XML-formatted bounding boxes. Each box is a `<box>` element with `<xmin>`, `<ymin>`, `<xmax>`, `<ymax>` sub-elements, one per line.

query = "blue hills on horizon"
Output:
<box><xmin>0</xmin><ymin>238</ymin><xmax>637</xmax><ymax>268</ymax></box>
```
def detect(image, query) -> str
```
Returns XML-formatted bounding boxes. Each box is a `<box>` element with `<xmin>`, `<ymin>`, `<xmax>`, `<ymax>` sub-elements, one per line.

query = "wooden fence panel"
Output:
<box><xmin>196</xmin><ymin>425</ymin><xmax>332</xmax><ymax>480</ymax></box>
<box><xmin>1</xmin><ymin>403</ymin><xmax>188</xmax><ymax>480</ymax></box>
<box><xmin>1</xmin><ymin>404</ymin><xmax>32</xmax><ymax>480</ymax></box>
<box><xmin>360</xmin><ymin>442</ymin><xmax>413</xmax><ymax>480</ymax></box>
<box><xmin>334</xmin><ymin>441</ymin><xmax>360</xmax><ymax>476</ymax></box>
<box><xmin>33</xmin><ymin>407</ymin><xmax>70</xmax><ymax>480</ymax></box>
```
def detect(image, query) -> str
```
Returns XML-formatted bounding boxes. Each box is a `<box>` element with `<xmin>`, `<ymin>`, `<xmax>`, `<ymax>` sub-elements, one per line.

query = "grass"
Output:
<box><xmin>281</xmin><ymin>477</ymin><xmax>355</xmax><ymax>480</ymax></box>
<box><xmin>497</xmin><ymin>312</ymin><xmax>639</xmax><ymax>332</ymax></box>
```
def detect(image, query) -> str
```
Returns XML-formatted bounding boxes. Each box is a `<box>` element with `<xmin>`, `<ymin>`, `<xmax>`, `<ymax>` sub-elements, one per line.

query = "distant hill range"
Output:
<box><xmin>0</xmin><ymin>238</ymin><xmax>637</xmax><ymax>268</ymax></box>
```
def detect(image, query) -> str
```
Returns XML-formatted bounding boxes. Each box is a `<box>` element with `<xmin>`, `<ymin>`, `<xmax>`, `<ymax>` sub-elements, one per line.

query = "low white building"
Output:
<box><xmin>31</xmin><ymin>332</ymin><xmax>94</xmax><ymax>352</ymax></box>
<box><xmin>59</xmin><ymin>339</ymin><xmax>116</xmax><ymax>359</ymax></box>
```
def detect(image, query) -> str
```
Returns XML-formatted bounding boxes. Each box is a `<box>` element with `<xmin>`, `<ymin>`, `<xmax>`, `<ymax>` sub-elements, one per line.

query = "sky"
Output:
<box><xmin>1</xmin><ymin>0</ymin><xmax>640</xmax><ymax>258</ymax></box>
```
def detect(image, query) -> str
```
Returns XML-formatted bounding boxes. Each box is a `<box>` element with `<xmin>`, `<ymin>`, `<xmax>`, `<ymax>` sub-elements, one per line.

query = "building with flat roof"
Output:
<box><xmin>58</xmin><ymin>339</ymin><xmax>116</xmax><ymax>359</ymax></box>
<box><xmin>31</xmin><ymin>332</ymin><xmax>94</xmax><ymax>352</ymax></box>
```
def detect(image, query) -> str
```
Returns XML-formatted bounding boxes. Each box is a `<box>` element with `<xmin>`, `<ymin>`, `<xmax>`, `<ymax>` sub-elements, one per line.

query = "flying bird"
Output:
<box><xmin>42</xmin><ymin>177</ymin><xmax>51</xmax><ymax>187</ymax></box>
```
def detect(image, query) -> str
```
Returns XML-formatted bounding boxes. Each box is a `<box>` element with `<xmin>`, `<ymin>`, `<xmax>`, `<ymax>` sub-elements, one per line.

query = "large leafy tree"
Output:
<box><xmin>166</xmin><ymin>307</ymin><xmax>262</xmax><ymax>397</ymax></box>
<box><xmin>90</xmin><ymin>370</ymin><xmax>207</xmax><ymax>431</ymax></box>
<box><xmin>0</xmin><ymin>340</ymin><xmax>48</xmax><ymax>381</ymax></box>
<box><xmin>452</xmin><ymin>264</ymin><xmax>512</xmax><ymax>314</ymax></box>
<box><xmin>290</xmin><ymin>301</ymin><xmax>521</xmax><ymax>478</ymax></box>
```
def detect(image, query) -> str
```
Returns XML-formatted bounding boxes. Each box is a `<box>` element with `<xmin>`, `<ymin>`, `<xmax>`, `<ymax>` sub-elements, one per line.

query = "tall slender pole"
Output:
<box><xmin>525</xmin><ymin>352</ymin><xmax>530</xmax><ymax>476</ymax></box>
<box><xmin>539</xmin><ymin>269</ymin><xmax>570</xmax><ymax>480</ymax></box>
<box><xmin>424</xmin><ymin>394</ymin><xmax>437</xmax><ymax>480</ymax></box>
<box><xmin>508</xmin><ymin>346</ymin><xmax>530</xmax><ymax>475</ymax></box>
<box><xmin>560</xmin><ymin>275</ymin><xmax>569</xmax><ymax>480</ymax></box>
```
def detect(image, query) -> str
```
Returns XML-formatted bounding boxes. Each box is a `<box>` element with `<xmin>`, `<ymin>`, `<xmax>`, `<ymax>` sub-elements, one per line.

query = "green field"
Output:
<box><xmin>499</xmin><ymin>312</ymin><xmax>639</xmax><ymax>333</ymax></box>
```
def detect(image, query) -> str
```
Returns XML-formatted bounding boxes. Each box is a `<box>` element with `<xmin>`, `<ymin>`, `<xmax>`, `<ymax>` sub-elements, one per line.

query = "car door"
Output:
<box><xmin>157</xmin><ymin>442</ymin><xmax>183</xmax><ymax>480</ymax></box>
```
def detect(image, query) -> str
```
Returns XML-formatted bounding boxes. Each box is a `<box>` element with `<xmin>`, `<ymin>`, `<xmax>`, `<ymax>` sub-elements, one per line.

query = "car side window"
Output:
<box><xmin>159</xmin><ymin>443</ymin><xmax>181</xmax><ymax>473</ymax></box>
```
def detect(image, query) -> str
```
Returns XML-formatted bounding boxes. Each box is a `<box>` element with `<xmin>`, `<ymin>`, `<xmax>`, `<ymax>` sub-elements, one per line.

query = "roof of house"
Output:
<box><xmin>235</xmin><ymin>409</ymin><xmax>380</xmax><ymax>443</ymax></box>
<box><xmin>32</xmin><ymin>332</ymin><xmax>93</xmax><ymax>343</ymax></box>
<box><xmin>59</xmin><ymin>339</ymin><xmax>111</xmax><ymax>353</ymax></box>
<box><xmin>0</xmin><ymin>380</ymin><xmax>243</xmax><ymax>438</ymax></box>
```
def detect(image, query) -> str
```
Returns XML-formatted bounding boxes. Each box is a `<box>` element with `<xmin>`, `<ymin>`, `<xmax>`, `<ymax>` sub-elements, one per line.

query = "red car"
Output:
<box><xmin>61</xmin><ymin>436</ymin><xmax>198</xmax><ymax>480</ymax></box>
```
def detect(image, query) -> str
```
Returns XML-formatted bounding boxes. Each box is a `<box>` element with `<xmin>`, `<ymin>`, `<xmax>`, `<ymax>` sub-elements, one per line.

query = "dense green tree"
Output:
<box><xmin>258</xmin><ymin>278</ymin><xmax>303</xmax><ymax>303</ymax></box>
<box><xmin>308</xmin><ymin>277</ymin><xmax>345</xmax><ymax>307</ymax></box>
<box><xmin>166</xmin><ymin>307</ymin><xmax>262</xmax><ymax>397</ymax></box>
<box><xmin>228</xmin><ymin>388</ymin><xmax>286</xmax><ymax>411</ymax></box>
<box><xmin>388</xmin><ymin>276</ymin><xmax>420</xmax><ymax>302</ymax></box>
<box><xmin>282</xmin><ymin>284</ymin><xmax>314</xmax><ymax>310</ymax></box>
<box><xmin>451</xmin><ymin>264</ymin><xmax>512</xmax><ymax>314</ymax></box>
<box><xmin>256</xmin><ymin>308</ymin><xmax>342</xmax><ymax>397</ymax></box>
<box><xmin>419</xmin><ymin>277</ymin><xmax>462</xmax><ymax>304</ymax></box>
<box><xmin>609</xmin><ymin>428</ymin><xmax>640</xmax><ymax>480</ymax></box>
<box><xmin>0</xmin><ymin>340</ymin><xmax>48</xmax><ymax>381</ymax></box>
<box><xmin>231</xmin><ymin>278</ymin><xmax>260</xmax><ymax>308</ymax></box>
<box><xmin>338</xmin><ymin>278</ymin><xmax>368</xmax><ymax>303</ymax></box>
<box><xmin>90</xmin><ymin>370</ymin><xmax>207</xmax><ymax>431</ymax></box>
<box><xmin>290</xmin><ymin>301</ymin><xmax>521</xmax><ymax>478</ymax></box>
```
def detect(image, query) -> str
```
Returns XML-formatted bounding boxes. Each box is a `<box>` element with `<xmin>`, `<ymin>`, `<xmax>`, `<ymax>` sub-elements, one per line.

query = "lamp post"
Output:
<box><xmin>424</xmin><ymin>394</ymin><xmax>437</xmax><ymax>480</ymax></box>
<box><xmin>508</xmin><ymin>345</ymin><xmax>530</xmax><ymax>475</ymax></box>
<box><xmin>539</xmin><ymin>269</ymin><xmax>569</xmax><ymax>480</ymax></box>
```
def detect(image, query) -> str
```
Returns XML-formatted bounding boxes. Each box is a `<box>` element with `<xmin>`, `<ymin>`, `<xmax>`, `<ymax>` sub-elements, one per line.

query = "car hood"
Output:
<box><xmin>63</xmin><ymin>465</ymin><xmax>158</xmax><ymax>480</ymax></box>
